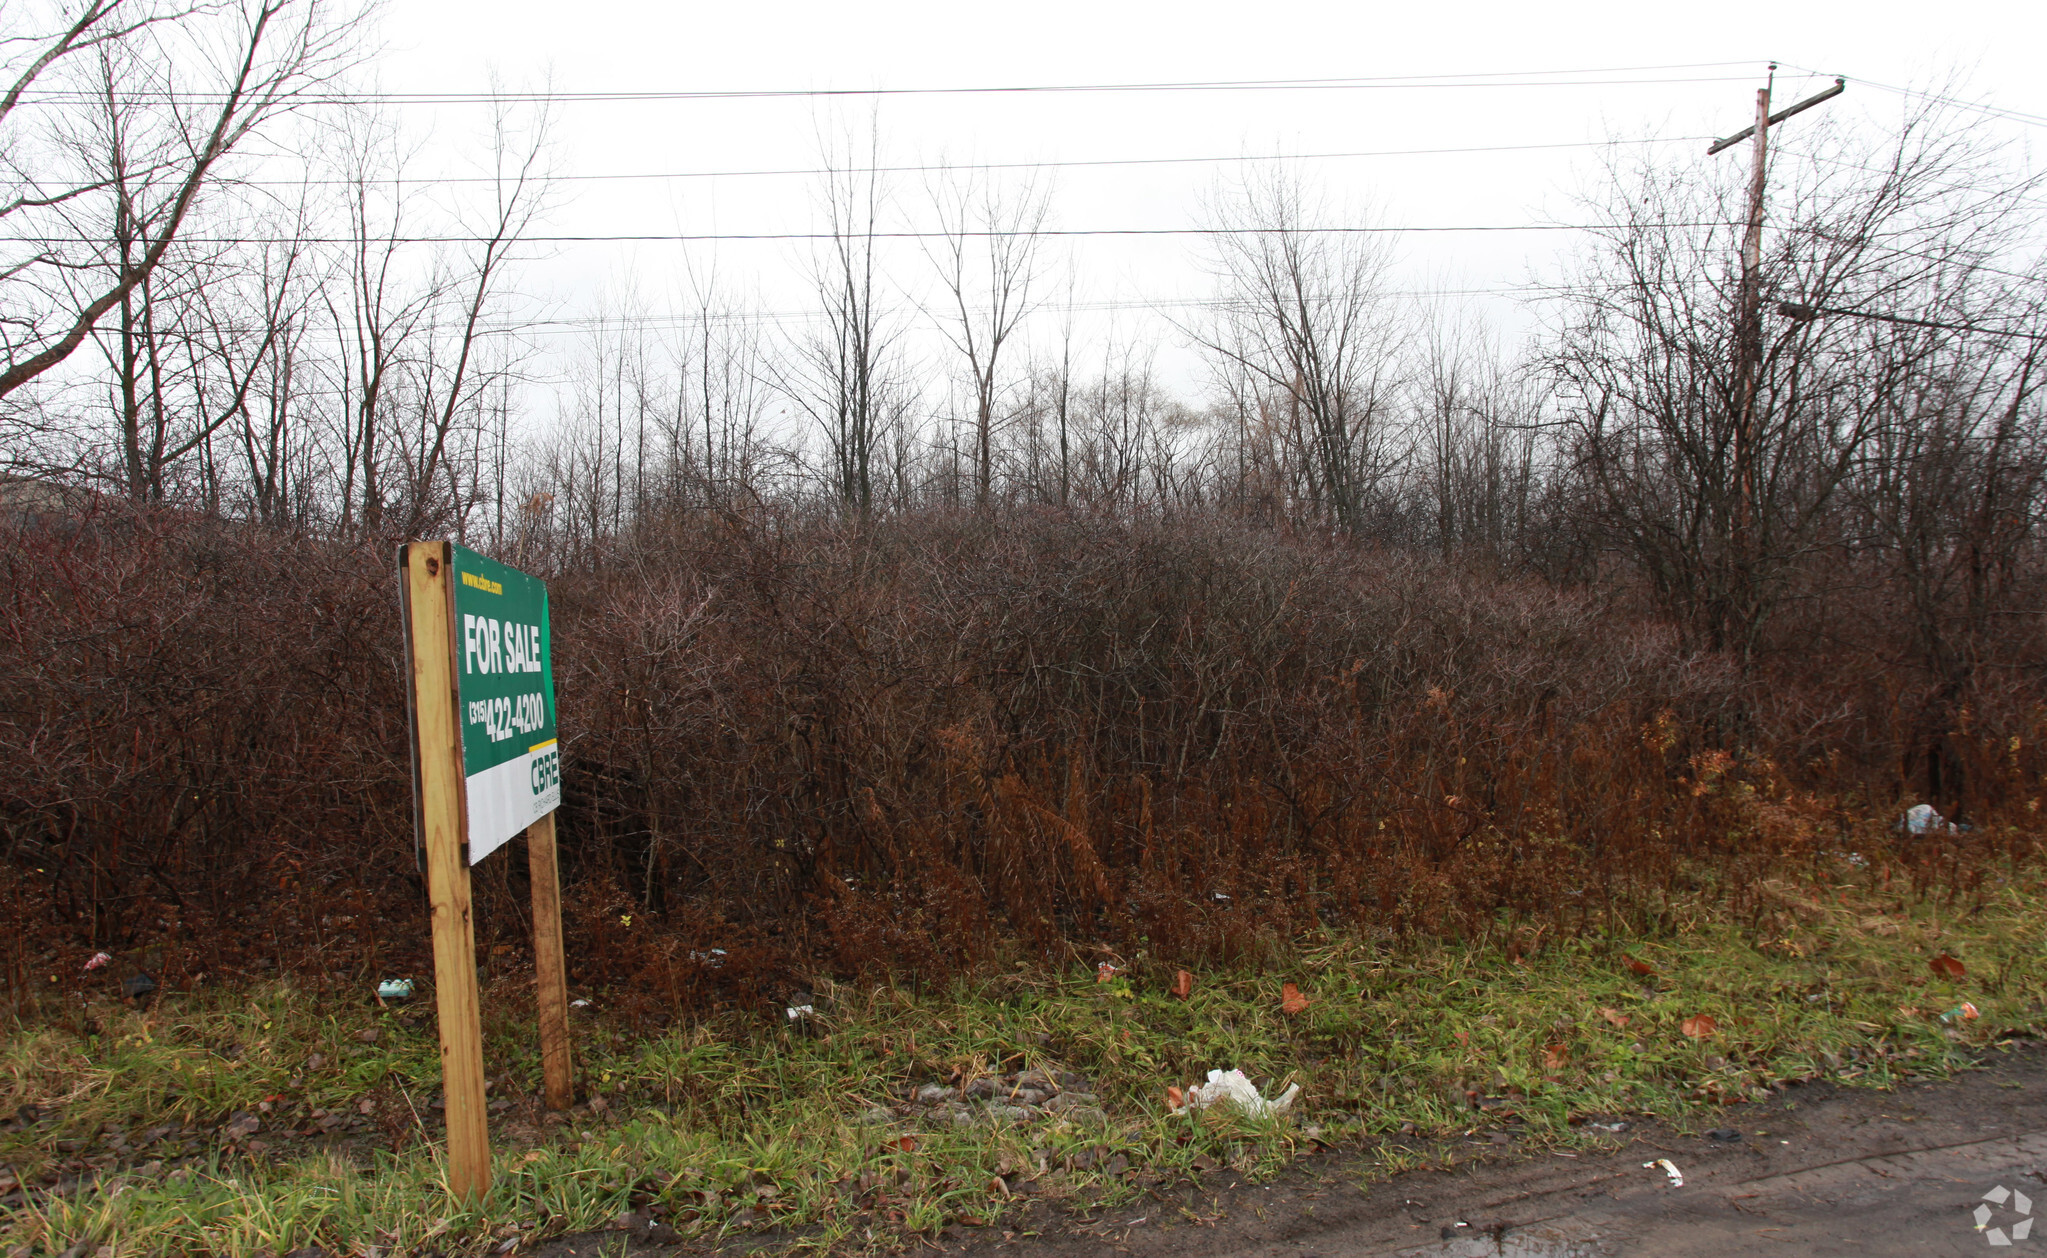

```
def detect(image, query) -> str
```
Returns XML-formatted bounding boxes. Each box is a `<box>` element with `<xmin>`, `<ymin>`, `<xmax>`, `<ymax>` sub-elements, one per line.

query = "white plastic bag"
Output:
<box><xmin>1903</xmin><ymin>803</ymin><xmax>1944</xmax><ymax>834</ymax></box>
<box><xmin>1178</xmin><ymin>1068</ymin><xmax>1300</xmax><ymax>1117</ymax></box>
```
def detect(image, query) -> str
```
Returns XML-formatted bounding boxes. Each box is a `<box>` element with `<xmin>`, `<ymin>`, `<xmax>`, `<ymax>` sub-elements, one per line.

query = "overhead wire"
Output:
<box><xmin>229</xmin><ymin>136</ymin><xmax>1714</xmax><ymax>188</ymax></box>
<box><xmin>9</xmin><ymin>61</ymin><xmax>1769</xmax><ymax>106</ymax></box>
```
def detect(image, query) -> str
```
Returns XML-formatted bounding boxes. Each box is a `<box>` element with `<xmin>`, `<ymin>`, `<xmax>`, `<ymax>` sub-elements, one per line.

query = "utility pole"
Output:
<box><xmin>1708</xmin><ymin>66</ymin><xmax>1845</xmax><ymax>564</ymax></box>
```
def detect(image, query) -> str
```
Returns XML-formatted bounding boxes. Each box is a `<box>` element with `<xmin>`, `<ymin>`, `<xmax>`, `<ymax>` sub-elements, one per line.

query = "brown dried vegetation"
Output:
<box><xmin>2</xmin><ymin>505</ymin><xmax>2041</xmax><ymax>1017</ymax></box>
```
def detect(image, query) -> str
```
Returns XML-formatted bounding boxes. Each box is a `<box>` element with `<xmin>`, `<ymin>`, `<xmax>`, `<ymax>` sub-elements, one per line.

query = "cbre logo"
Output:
<box><xmin>1977</xmin><ymin>1185</ymin><xmax>2035</xmax><ymax>1246</ymax></box>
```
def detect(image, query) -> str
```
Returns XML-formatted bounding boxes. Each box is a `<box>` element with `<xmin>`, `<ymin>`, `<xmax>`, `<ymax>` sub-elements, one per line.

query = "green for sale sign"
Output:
<box><xmin>450</xmin><ymin>544</ymin><xmax>559</xmax><ymax>863</ymax></box>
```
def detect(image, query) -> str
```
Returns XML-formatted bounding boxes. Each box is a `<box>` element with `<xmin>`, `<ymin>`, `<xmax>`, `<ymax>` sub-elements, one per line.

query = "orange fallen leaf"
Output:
<box><xmin>1542</xmin><ymin>1043</ymin><xmax>1570</xmax><ymax>1071</ymax></box>
<box><xmin>1624</xmin><ymin>955</ymin><xmax>1658</xmax><ymax>977</ymax></box>
<box><xmin>1280</xmin><ymin>981</ymin><xmax>1311</xmax><ymax>1015</ymax></box>
<box><xmin>1680</xmin><ymin>1014</ymin><xmax>1718</xmax><ymax>1039</ymax></box>
<box><xmin>1171</xmin><ymin>969</ymin><xmax>1194</xmax><ymax>1000</ymax></box>
<box><xmin>1165</xmin><ymin>1085</ymin><xmax>1185</xmax><ymax>1110</ymax></box>
<box><xmin>1598</xmin><ymin>1007</ymin><xmax>1630</xmax><ymax>1029</ymax></box>
<box><xmin>888</xmin><ymin>1134</ymin><xmax>919</xmax><ymax>1153</ymax></box>
<box><xmin>1929</xmin><ymin>953</ymin><xmax>1967</xmax><ymax>979</ymax></box>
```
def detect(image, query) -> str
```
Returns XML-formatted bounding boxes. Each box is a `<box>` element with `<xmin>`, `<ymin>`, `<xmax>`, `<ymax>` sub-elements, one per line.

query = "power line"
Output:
<box><xmin>1776</xmin><ymin>66</ymin><xmax>2047</xmax><ymax>131</ymax></box>
<box><xmin>16</xmin><ymin>222</ymin><xmax>1721</xmax><ymax>248</ymax></box>
<box><xmin>10</xmin><ymin>62</ymin><xmax>1767</xmax><ymax>107</ymax></box>
<box><xmin>233</xmin><ymin>136</ymin><xmax>1713</xmax><ymax>189</ymax></box>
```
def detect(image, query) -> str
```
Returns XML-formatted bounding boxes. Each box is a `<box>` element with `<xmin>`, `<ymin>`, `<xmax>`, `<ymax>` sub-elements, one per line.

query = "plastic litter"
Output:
<box><xmin>1644</xmin><ymin>1158</ymin><xmax>1684</xmax><ymax>1187</ymax></box>
<box><xmin>376</xmin><ymin>978</ymin><xmax>414</xmax><ymax>1002</ymax></box>
<box><xmin>83</xmin><ymin>951</ymin><xmax>112</xmax><ymax>972</ymax></box>
<box><xmin>570</xmin><ymin>998</ymin><xmax>591</xmax><ymax>1008</ymax></box>
<box><xmin>688</xmin><ymin>949</ymin><xmax>728</xmax><ymax>967</ymax></box>
<box><xmin>1899</xmin><ymin>804</ymin><xmax>1970</xmax><ymax>835</ymax></box>
<box><xmin>786</xmin><ymin>1004</ymin><xmax>814</xmax><ymax>1021</ymax></box>
<box><xmin>1172</xmin><ymin>1069</ymin><xmax>1300</xmax><ymax>1118</ymax></box>
<box><xmin>1941</xmin><ymin>1001</ymin><xmax>1981</xmax><ymax>1023</ymax></box>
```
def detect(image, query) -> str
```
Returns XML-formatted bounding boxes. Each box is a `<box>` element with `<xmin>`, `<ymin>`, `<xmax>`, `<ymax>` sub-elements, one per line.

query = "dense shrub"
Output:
<box><xmin>2</xmin><ymin>506</ymin><xmax>2041</xmax><ymax>1014</ymax></box>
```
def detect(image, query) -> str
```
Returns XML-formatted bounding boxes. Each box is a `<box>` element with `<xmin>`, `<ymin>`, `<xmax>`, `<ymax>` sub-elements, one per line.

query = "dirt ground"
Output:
<box><xmin>537</xmin><ymin>1044</ymin><xmax>2047</xmax><ymax>1258</ymax></box>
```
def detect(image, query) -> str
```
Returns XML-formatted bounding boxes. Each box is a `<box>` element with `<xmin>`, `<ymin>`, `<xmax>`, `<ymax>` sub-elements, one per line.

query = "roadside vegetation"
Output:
<box><xmin>6</xmin><ymin>849</ymin><xmax>2042</xmax><ymax>1256</ymax></box>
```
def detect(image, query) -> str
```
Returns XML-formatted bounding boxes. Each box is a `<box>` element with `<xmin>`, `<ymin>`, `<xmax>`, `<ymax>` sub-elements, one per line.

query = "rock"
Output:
<box><xmin>1044</xmin><ymin>1092</ymin><xmax>1097</xmax><ymax>1112</ymax></box>
<box><xmin>962</xmin><ymin>1078</ymin><xmax>997</xmax><ymax>1099</ymax></box>
<box><xmin>1013</xmin><ymin>1069</ymin><xmax>1055</xmax><ymax>1090</ymax></box>
<box><xmin>1063</xmin><ymin>1106</ymin><xmax>1108</xmax><ymax>1124</ymax></box>
<box><xmin>354</xmin><ymin>1029</ymin><xmax>380</xmax><ymax>1044</ymax></box>
<box><xmin>1011</xmin><ymin>1088</ymin><xmax>1047</xmax><ymax>1106</ymax></box>
<box><xmin>916</xmin><ymin>1084</ymin><xmax>953</xmax><ymax>1103</ymax></box>
<box><xmin>1055</xmin><ymin>1071</ymin><xmax>1089</xmax><ymax>1089</ymax></box>
<box><xmin>987</xmin><ymin>1105</ymin><xmax>1033</xmax><ymax>1124</ymax></box>
<box><xmin>1707</xmin><ymin>1128</ymin><xmax>1743</xmax><ymax>1141</ymax></box>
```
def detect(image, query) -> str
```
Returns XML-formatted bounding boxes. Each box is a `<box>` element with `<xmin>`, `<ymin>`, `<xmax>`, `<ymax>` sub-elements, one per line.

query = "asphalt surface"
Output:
<box><xmin>961</xmin><ymin>1046</ymin><xmax>2047</xmax><ymax>1258</ymax></box>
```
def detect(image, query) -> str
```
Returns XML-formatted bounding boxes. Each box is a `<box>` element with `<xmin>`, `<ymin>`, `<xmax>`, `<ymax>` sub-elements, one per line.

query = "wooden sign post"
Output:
<box><xmin>400</xmin><ymin>540</ymin><xmax>573</xmax><ymax>1203</ymax></box>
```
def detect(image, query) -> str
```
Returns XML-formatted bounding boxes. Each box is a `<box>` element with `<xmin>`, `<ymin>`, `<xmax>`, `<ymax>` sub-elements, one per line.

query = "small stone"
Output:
<box><xmin>916</xmin><ymin>1084</ymin><xmax>953</xmax><ymax>1103</ymax></box>
<box><xmin>354</xmin><ymin>1029</ymin><xmax>380</xmax><ymax>1044</ymax></box>
<box><xmin>1055</xmin><ymin>1071</ymin><xmax>1088</xmax><ymax>1089</ymax></box>
<box><xmin>963</xmin><ymin>1078</ymin><xmax>997</xmax><ymax>1099</ymax></box>
<box><xmin>988</xmin><ymin>1105</ymin><xmax>1033</xmax><ymax>1124</ymax></box>
<box><xmin>1044</xmin><ymin>1092</ymin><xmax>1098</xmax><ymax>1112</ymax></box>
<box><xmin>1064</xmin><ymin>1106</ymin><xmax>1107</xmax><ymax>1124</ymax></box>
<box><xmin>1011</xmin><ymin>1087</ymin><xmax>1047</xmax><ymax>1106</ymax></box>
<box><xmin>1707</xmin><ymin>1128</ymin><xmax>1742</xmax><ymax>1141</ymax></box>
<box><xmin>1014</xmin><ymin>1069</ymin><xmax>1055</xmax><ymax>1090</ymax></box>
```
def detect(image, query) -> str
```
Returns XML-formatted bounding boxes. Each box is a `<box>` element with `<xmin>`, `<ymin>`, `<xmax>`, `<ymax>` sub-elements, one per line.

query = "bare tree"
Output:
<box><xmin>779</xmin><ymin>116</ymin><xmax>905</xmax><ymax>518</ymax></box>
<box><xmin>0</xmin><ymin>0</ymin><xmax>365</xmax><ymax>401</ymax></box>
<box><xmin>1547</xmin><ymin>102</ymin><xmax>2043</xmax><ymax>658</ymax></box>
<box><xmin>1189</xmin><ymin>166</ymin><xmax>1405</xmax><ymax>533</ymax></box>
<box><xmin>922</xmin><ymin>163</ymin><xmax>1048</xmax><ymax>511</ymax></box>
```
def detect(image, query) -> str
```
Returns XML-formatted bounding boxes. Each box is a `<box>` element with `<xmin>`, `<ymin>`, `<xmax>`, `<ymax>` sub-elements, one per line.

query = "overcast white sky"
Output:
<box><xmin>361</xmin><ymin>0</ymin><xmax>2046</xmax><ymax>408</ymax></box>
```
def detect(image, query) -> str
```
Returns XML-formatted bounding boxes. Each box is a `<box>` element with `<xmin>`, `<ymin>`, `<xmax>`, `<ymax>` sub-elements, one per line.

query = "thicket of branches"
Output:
<box><xmin>2</xmin><ymin>4</ymin><xmax>2045</xmax><ymax>1005</ymax></box>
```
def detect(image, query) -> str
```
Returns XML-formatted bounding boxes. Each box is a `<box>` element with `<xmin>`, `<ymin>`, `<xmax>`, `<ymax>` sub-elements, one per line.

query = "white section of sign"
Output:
<box><xmin>464</xmin><ymin>739</ymin><xmax>562</xmax><ymax>865</ymax></box>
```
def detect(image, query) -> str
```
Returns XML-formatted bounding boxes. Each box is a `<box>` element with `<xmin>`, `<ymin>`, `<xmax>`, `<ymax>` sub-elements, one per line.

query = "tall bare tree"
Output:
<box><xmin>0</xmin><ymin>0</ymin><xmax>364</xmax><ymax>401</ymax></box>
<box><xmin>1190</xmin><ymin>167</ymin><xmax>1405</xmax><ymax>533</ymax></box>
<box><xmin>923</xmin><ymin>164</ymin><xmax>1048</xmax><ymax>511</ymax></box>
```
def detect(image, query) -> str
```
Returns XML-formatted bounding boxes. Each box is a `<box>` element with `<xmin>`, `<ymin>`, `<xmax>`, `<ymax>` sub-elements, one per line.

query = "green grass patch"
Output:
<box><xmin>4</xmin><ymin>864</ymin><xmax>2044</xmax><ymax>1256</ymax></box>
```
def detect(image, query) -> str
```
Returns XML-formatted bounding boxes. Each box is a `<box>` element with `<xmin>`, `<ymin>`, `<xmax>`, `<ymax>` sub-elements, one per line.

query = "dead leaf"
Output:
<box><xmin>1930</xmin><ymin>953</ymin><xmax>1967</xmax><ymax>979</ymax></box>
<box><xmin>1453</xmin><ymin>1030</ymin><xmax>1470</xmax><ymax>1046</ymax></box>
<box><xmin>1165</xmin><ymin>1085</ymin><xmax>1185</xmax><ymax>1111</ymax></box>
<box><xmin>1542</xmin><ymin>1043</ymin><xmax>1570</xmax><ymax>1071</ymax></box>
<box><xmin>887</xmin><ymin>1135</ymin><xmax>918</xmax><ymax>1153</ymax></box>
<box><xmin>1280</xmin><ymin>981</ymin><xmax>1311</xmax><ymax>1015</ymax></box>
<box><xmin>1680</xmin><ymin>1014</ymin><xmax>1718</xmax><ymax>1039</ymax></box>
<box><xmin>1624</xmin><ymin>955</ymin><xmax>1658</xmax><ymax>977</ymax></box>
<box><xmin>1171</xmin><ymin>969</ymin><xmax>1193</xmax><ymax>1000</ymax></box>
<box><xmin>1598</xmin><ymin>1007</ymin><xmax>1630</xmax><ymax>1029</ymax></box>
